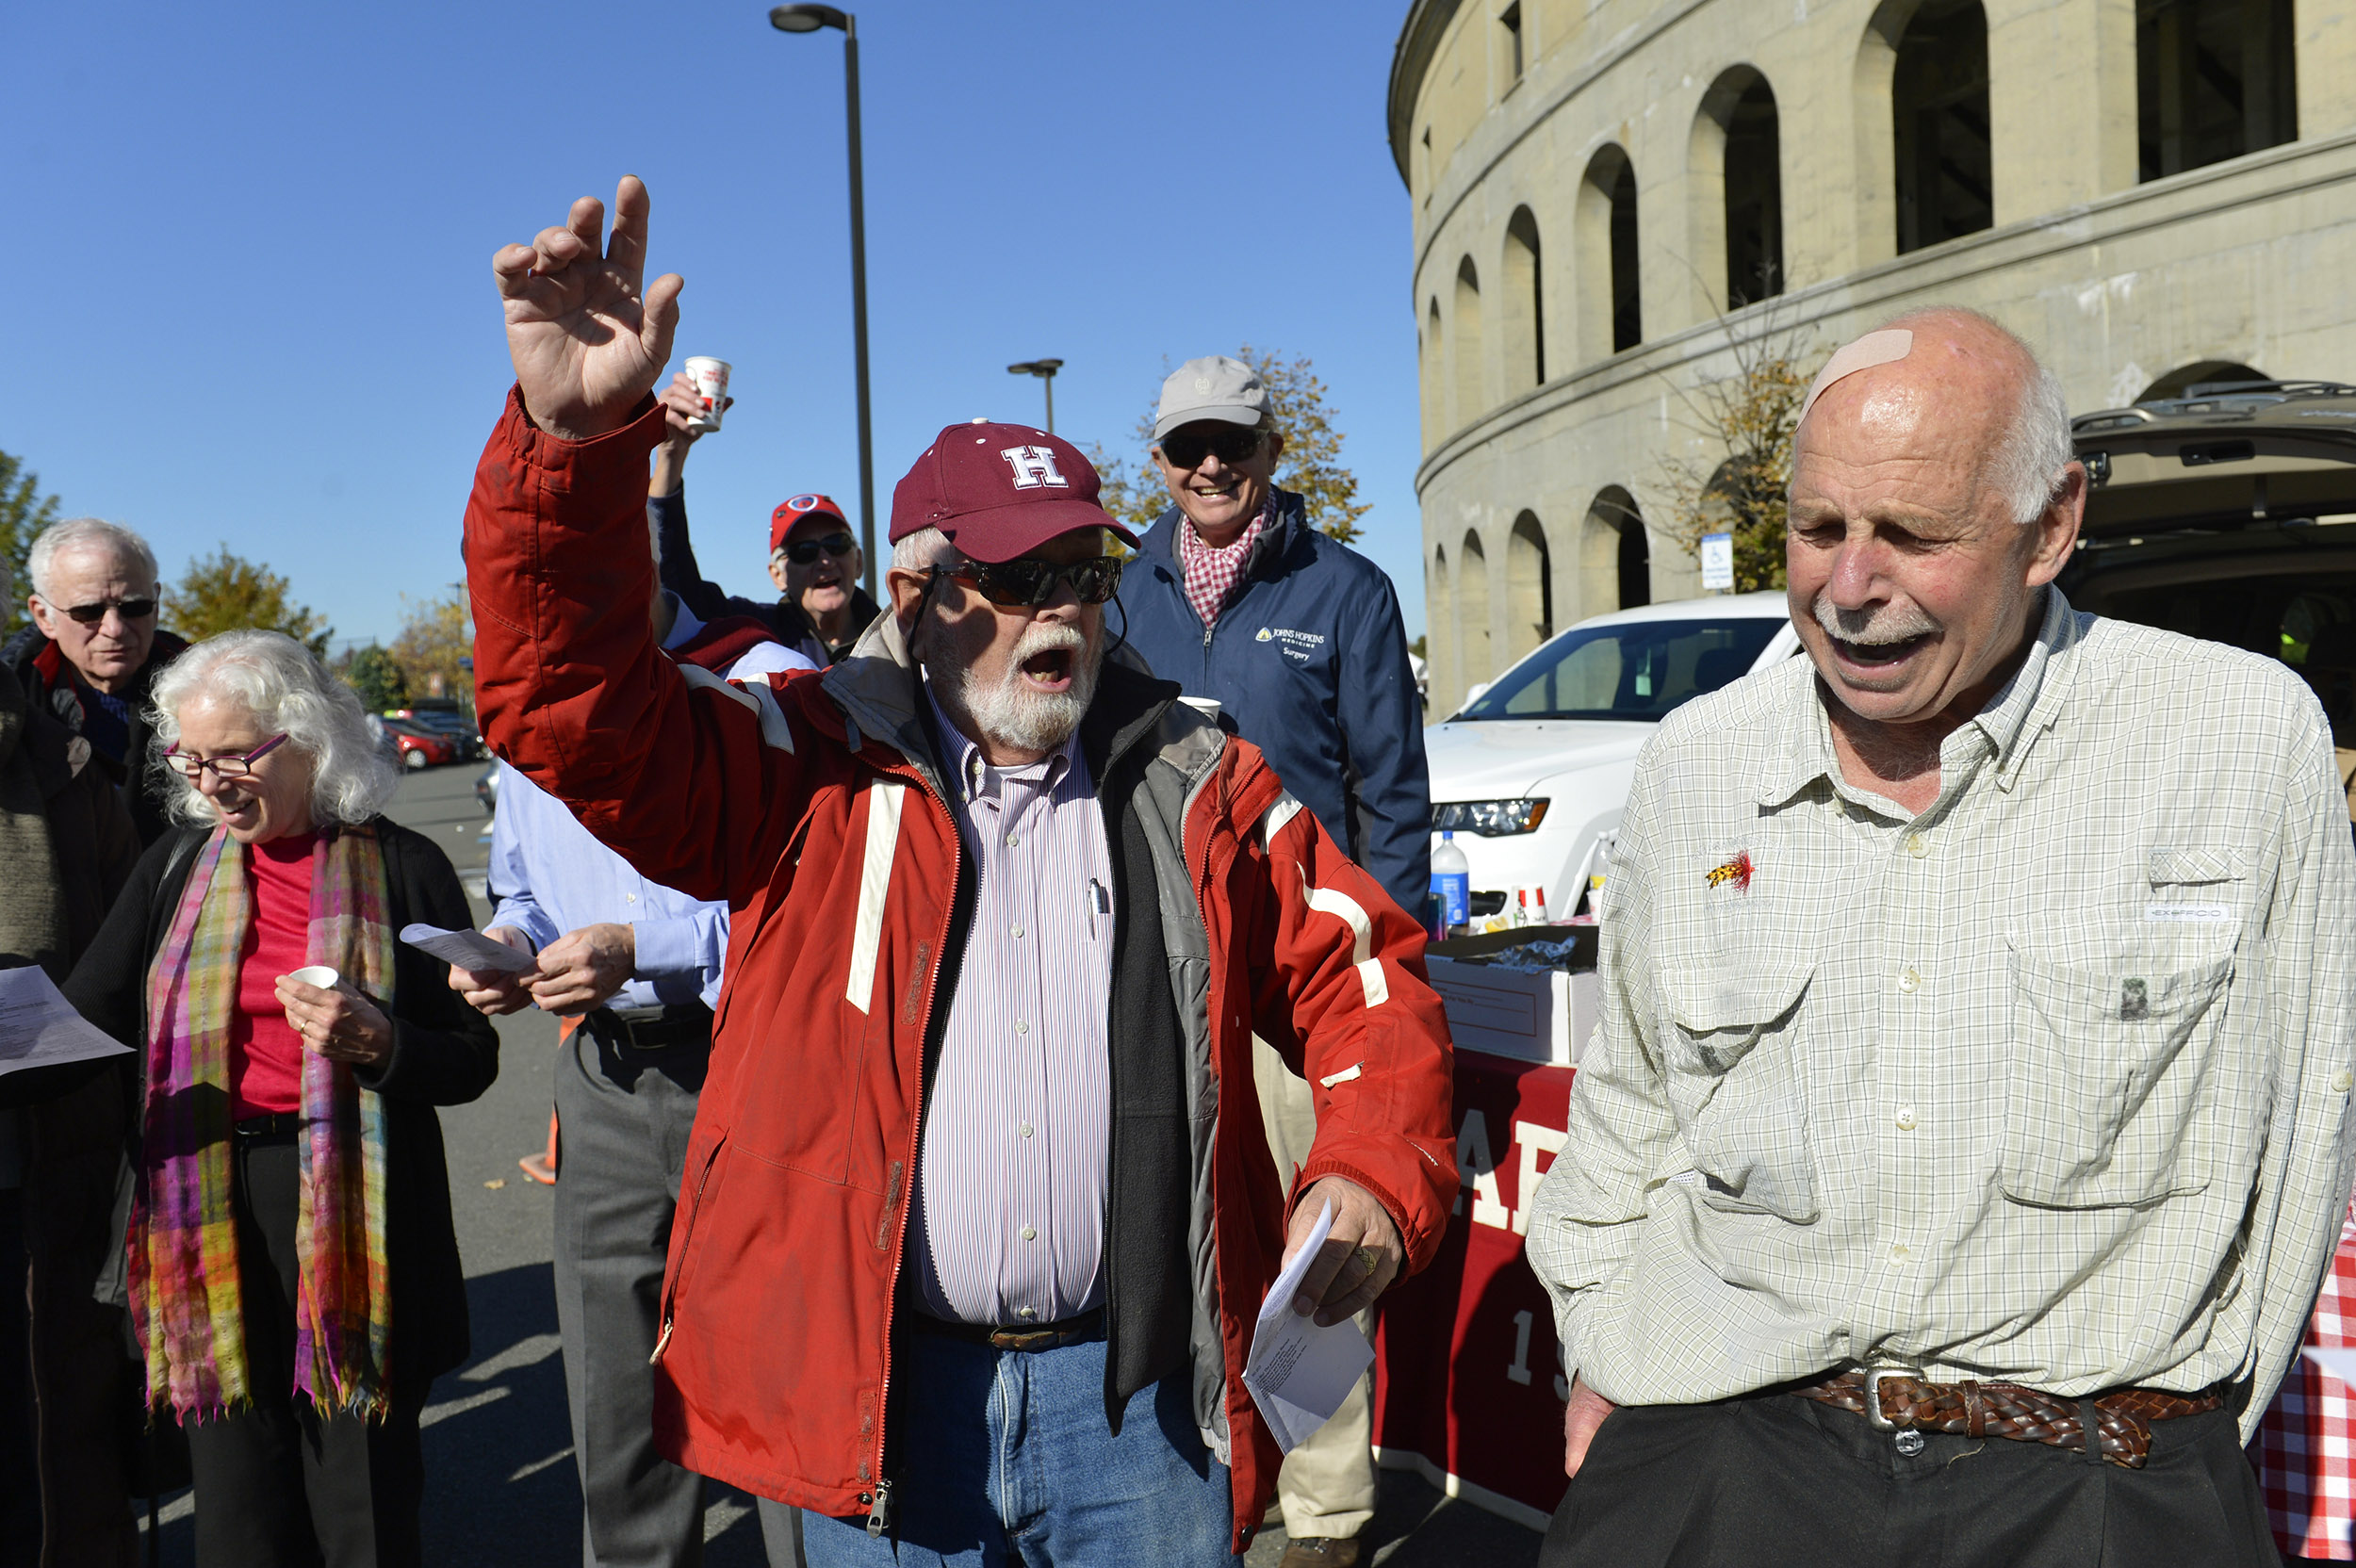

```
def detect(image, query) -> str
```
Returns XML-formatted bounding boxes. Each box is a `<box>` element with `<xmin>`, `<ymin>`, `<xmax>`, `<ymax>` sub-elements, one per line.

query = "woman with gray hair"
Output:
<box><xmin>66</xmin><ymin>629</ymin><xmax>499</xmax><ymax>1568</ymax></box>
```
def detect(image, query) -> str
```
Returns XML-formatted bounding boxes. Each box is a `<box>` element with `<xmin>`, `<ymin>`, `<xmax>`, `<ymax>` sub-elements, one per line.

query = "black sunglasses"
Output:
<box><xmin>61</xmin><ymin>596</ymin><xmax>158</xmax><ymax>624</ymax></box>
<box><xmin>1158</xmin><ymin>427</ymin><xmax>1264</xmax><ymax>470</ymax></box>
<box><xmin>781</xmin><ymin>531</ymin><xmax>858</xmax><ymax>565</ymax></box>
<box><xmin>928</xmin><ymin>556</ymin><xmax>1124</xmax><ymax>609</ymax></box>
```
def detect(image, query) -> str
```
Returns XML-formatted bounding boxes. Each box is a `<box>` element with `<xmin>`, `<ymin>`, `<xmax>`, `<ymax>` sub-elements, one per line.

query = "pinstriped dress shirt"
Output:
<box><xmin>908</xmin><ymin>683</ymin><xmax>1116</xmax><ymax>1327</ymax></box>
<box><xmin>1526</xmin><ymin>589</ymin><xmax>2356</xmax><ymax>1435</ymax></box>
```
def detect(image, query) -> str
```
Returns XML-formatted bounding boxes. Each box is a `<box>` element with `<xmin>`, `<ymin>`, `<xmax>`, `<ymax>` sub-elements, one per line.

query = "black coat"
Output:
<box><xmin>0</xmin><ymin>624</ymin><xmax>190</xmax><ymax>848</ymax></box>
<box><xmin>65</xmin><ymin>817</ymin><xmax>500</xmax><ymax>1389</ymax></box>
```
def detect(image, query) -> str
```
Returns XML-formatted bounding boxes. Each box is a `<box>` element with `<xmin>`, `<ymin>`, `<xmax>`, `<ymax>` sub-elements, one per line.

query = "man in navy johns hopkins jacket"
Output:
<box><xmin>1113</xmin><ymin>358</ymin><xmax>1432</xmax><ymax>923</ymax></box>
<box><xmin>1114</xmin><ymin>355</ymin><xmax>1431</xmax><ymax>1567</ymax></box>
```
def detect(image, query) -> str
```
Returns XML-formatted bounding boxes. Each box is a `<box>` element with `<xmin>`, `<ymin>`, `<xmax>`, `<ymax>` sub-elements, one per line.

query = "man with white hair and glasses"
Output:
<box><xmin>1527</xmin><ymin>308</ymin><xmax>2356</xmax><ymax>1566</ymax></box>
<box><xmin>462</xmin><ymin>177</ymin><xmax>1455</xmax><ymax>1564</ymax></box>
<box><xmin>3</xmin><ymin>517</ymin><xmax>188</xmax><ymax>844</ymax></box>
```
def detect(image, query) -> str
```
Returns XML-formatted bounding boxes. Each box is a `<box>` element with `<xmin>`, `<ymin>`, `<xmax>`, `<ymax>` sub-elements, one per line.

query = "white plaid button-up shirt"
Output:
<box><xmin>1528</xmin><ymin>589</ymin><xmax>2356</xmax><ymax>1436</ymax></box>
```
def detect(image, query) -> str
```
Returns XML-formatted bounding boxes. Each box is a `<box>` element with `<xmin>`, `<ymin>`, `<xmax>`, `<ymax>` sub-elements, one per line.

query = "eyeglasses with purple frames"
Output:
<box><xmin>163</xmin><ymin>732</ymin><xmax>290</xmax><ymax>781</ymax></box>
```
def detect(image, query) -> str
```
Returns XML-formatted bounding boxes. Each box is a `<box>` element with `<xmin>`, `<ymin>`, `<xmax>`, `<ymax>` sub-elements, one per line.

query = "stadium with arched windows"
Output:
<box><xmin>1396</xmin><ymin>0</ymin><xmax>2353</xmax><ymax>712</ymax></box>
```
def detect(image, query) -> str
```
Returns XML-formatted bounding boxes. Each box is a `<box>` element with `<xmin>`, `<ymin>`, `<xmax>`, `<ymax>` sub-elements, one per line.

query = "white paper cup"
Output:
<box><xmin>286</xmin><ymin>965</ymin><xmax>340</xmax><ymax>990</ymax></box>
<box><xmin>683</xmin><ymin>356</ymin><xmax>731</xmax><ymax>433</ymax></box>
<box><xmin>1178</xmin><ymin>695</ymin><xmax>1222</xmax><ymax>720</ymax></box>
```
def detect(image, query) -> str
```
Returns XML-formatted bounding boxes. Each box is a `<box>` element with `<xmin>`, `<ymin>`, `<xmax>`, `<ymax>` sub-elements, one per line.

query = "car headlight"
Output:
<box><xmin>1432</xmin><ymin>798</ymin><xmax>1550</xmax><ymax>836</ymax></box>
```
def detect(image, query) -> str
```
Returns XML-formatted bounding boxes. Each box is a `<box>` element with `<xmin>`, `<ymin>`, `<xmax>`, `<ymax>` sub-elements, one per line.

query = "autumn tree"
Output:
<box><xmin>173</xmin><ymin>545</ymin><xmax>332</xmax><ymax>658</ymax></box>
<box><xmin>1655</xmin><ymin>321</ymin><xmax>1822</xmax><ymax>595</ymax></box>
<box><xmin>0</xmin><ymin>450</ymin><xmax>60</xmax><ymax>636</ymax></box>
<box><xmin>390</xmin><ymin>590</ymin><xmax>473</xmax><ymax>706</ymax></box>
<box><xmin>338</xmin><ymin>644</ymin><xmax>410</xmax><ymax>711</ymax></box>
<box><xmin>1087</xmin><ymin>345</ymin><xmax>1372</xmax><ymax>545</ymax></box>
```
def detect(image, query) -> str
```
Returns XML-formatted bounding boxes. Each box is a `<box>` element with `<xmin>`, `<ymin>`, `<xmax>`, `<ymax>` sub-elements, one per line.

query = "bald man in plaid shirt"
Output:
<box><xmin>1528</xmin><ymin>308</ymin><xmax>2356</xmax><ymax>1568</ymax></box>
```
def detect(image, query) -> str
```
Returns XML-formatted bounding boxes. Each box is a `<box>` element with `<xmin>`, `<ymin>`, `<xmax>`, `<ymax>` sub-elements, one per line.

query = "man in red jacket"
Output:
<box><xmin>463</xmin><ymin>176</ymin><xmax>1456</xmax><ymax>1564</ymax></box>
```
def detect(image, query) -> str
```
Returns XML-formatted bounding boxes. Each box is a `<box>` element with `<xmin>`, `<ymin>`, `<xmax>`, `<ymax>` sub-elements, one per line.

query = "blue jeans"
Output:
<box><xmin>793</xmin><ymin>1331</ymin><xmax>1235</xmax><ymax>1566</ymax></box>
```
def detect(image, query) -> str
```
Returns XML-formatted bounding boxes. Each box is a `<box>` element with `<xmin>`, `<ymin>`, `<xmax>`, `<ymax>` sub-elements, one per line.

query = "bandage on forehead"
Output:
<box><xmin>1796</xmin><ymin>329</ymin><xmax>1914</xmax><ymax>426</ymax></box>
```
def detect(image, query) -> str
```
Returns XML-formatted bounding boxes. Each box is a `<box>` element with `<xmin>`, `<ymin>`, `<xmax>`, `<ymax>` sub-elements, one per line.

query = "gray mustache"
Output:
<box><xmin>1811</xmin><ymin>591</ymin><xmax>1938</xmax><ymax>646</ymax></box>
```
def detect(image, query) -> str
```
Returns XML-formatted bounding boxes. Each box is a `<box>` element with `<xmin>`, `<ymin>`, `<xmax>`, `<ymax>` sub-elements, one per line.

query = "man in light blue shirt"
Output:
<box><xmin>450</xmin><ymin>590</ymin><xmax>807</xmax><ymax>1568</ymax></box>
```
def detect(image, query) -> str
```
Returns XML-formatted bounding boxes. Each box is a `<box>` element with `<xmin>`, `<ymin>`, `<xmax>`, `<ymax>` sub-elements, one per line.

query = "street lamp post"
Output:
<box><xmin>769</xmin><ymin>4</ymin><xmax>876</xmax><ymax>598</ymax></box>
<box><xmin>1006</xmin><ymin>358</ymin><xmax>1065</xmax><ymax>433</ymax></box>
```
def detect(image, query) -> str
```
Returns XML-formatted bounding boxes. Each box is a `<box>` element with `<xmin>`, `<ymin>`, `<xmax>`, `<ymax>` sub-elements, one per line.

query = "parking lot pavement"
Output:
<box><xmin>134</xmin><ymin>762</ymin><xmax>1542</xmax><ymax>1565</ymax></box>
<box><xmin>381</xmin><ymin>754</ymin><xmax>497</xmax><ymax>898</ymax></box>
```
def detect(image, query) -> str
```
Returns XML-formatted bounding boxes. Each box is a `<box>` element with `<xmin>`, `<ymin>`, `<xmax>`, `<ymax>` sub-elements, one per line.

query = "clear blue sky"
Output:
<box><xmin>4</xmin><ymin>1</ymin><xmax>1428</xmax><ymax>649</ymax></box>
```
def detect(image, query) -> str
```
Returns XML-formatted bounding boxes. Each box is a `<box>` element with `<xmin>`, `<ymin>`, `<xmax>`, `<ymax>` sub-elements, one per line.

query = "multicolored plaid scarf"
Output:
<box><xmin>130</xmin><ymin>822</ymin><xmax>397</xmax><ymax>1421</ymax></box>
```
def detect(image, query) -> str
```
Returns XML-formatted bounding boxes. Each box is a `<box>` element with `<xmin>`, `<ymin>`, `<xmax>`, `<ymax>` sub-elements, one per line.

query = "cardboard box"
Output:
<box><xmin>1422</xmin><ymin>925</ymin><xmax>1596</xmax><ymax>1067</ymax></box>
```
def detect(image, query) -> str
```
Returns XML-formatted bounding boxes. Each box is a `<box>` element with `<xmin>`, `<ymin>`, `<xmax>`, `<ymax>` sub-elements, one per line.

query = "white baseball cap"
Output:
<box><xmin>1153</xmin><ymin>355</ymin><xmax>1268</xmax><ymax>442</ymax></box>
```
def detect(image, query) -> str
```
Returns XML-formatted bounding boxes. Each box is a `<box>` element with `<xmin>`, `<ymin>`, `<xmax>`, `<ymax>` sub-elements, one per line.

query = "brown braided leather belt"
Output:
<box><xmin>1792</xmin><ymin>1369</ymin><xmax>2223</xmax><ymax>1468</ymax></box>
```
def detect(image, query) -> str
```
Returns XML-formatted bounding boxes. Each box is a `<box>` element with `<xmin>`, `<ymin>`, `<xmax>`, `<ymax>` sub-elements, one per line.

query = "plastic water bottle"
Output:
<box><xmin>1431</xmin><ymin>832</ymin><xmax>1471</xmax><ymax>936</ymax></box>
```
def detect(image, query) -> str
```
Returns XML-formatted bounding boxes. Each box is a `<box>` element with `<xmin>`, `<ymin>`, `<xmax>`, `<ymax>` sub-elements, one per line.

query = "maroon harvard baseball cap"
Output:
<box><xmin>769</xmin><ymin>493</ymin><xmax>851</xmax><ymax>555</ymax></box>
<box><xmin>888</xmin><ymin>420</ymin><xmax>1138</xmax><ymax>564</ymax></box>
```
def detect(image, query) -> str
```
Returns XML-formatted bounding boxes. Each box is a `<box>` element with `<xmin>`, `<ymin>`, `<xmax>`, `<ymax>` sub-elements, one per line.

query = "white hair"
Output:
<box><xmin>150</xmin><ymin>630</ymin><xmax>401</xmax><ymax>828</ymax></box>
<box><xmin>1988</xmin><ymin>355</ymin><xmax>2075</xmax><ymax>525</ymax></box>
<box><xmin>28</xmin><ymin>518</ymin><xmax>160</xmax><ymax>600</ymax></box>
<box><xmin>891</xmin><ymin>527</ymin><xmax>957</xmax><ymax>572</ymax></box>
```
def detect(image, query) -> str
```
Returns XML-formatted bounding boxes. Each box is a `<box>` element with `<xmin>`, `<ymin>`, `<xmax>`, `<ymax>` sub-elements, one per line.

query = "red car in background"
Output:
<box><xmin>382</xmin><ymin>717</ymin><xmax>459</xmax><ymax>771</ymax></box>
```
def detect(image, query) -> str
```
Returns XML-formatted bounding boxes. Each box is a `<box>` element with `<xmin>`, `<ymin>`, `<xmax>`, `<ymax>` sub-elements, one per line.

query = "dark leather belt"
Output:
<box><xmin>582</xmin><ymin>1004</ymin><xmax>712</xmax><ymax>1055</ymax></box>
<box><xmin>233</xmin><ymin>1112</ymin><xmax>302</xmax><ymax>1140</ymax></box>
<box><xmin>1793</xmin><ymin>1368</ymin><xmax>2224</xmax><ymax>1468</ymax></box>
<box><xmin>907</xmin><ymin>1308</ymin><xmax>1104</xmax><ymax>1354</ymax></box>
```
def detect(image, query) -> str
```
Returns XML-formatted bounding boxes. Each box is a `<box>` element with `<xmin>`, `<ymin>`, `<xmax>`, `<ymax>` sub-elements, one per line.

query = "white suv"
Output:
<box><xmin>1425</xmin><ymin>592</ymin><xmax>1801</xmax><ymax>923</ymax></box>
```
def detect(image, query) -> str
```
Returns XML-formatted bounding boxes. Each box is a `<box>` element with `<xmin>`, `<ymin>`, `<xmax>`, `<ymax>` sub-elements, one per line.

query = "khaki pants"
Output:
<box><xmin>1253</xmin><ymin>1037</ymin><xmax>1379</xmax><ymax>1542</ymax></box>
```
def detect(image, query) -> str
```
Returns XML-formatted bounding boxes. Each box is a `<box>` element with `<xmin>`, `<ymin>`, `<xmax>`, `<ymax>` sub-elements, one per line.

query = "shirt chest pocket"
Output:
<box><xmin>1661</xmin><ymin>959</ymin><xmax>1820</xmax><ymax>1223</ymax></box>
<box><xmin>1999</xmin><ymin>941</ymin><xmax>2233</xmax><ymax>1209</ymax></box>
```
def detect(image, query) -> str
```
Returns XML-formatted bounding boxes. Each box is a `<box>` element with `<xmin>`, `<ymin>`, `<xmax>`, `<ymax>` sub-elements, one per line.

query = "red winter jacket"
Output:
<box><xmin>463</xmin><ymin>391</ymin><xmax>1455</xmax><ymax>1554</ymax></box>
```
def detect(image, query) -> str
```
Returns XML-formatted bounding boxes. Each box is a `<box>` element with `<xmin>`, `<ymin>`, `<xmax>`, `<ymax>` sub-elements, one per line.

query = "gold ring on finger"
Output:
<box><xmin>1355</xmin><ymin>1245</ymin><xmax>1383</xmax><ymax>1274</ymax></box>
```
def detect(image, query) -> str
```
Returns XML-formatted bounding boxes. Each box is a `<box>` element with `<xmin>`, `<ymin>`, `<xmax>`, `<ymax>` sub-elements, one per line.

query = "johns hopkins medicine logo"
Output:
<box><xmin>1258</xmin><ymin>627</ymin><xmax>1327</xmax><ymax>664</ymax></box>
<box><xmin>1000</xmin><ymin>446</ymin><xmax>1069</xmax><ymax>490</ymax></box>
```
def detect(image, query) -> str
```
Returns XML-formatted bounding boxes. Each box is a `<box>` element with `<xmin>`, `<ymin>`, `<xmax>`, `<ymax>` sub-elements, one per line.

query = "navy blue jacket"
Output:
<box><xmin>1116</xmin><ymin>490</ymin><xmax>1431</xmax><ymax>916</ymax></box>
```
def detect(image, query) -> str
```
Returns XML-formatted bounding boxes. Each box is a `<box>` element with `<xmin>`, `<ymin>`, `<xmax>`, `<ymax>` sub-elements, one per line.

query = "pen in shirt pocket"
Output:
<box><xmin>1088</xmin><ymin>877</ymin><xmax>1110</xmax><ymax>940</ymax></box>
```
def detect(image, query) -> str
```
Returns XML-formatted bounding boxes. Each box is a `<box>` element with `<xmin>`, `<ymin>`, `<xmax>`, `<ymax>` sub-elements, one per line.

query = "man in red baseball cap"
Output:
<box><xmin>465</xmin><ymin>175</ymin><xmax>1455</xmax><ymax>1566</ymax></box>
<box><xmin>647</xmin><ymin>372</ymin><xmax>883</xmax><ymax>666</ymax></box>
<box><xmin>764</xmin><ymin>492</ymin><xmax>880</xmax><ymax>666</ymax></box>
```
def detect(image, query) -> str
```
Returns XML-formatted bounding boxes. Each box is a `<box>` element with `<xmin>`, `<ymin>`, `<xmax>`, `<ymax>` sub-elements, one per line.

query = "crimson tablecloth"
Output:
<box><xmin>1372</xmin><ymin>1049</ymin><xmax>1574</xmax><ymax>1528</ymax></box>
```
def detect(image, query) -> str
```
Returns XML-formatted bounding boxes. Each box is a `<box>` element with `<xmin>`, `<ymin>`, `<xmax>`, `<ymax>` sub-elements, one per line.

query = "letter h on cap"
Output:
<box><xmin>1001</xmin><ymin>446</ymin><xmax>1068</xmax><ymax>490</ymax></box>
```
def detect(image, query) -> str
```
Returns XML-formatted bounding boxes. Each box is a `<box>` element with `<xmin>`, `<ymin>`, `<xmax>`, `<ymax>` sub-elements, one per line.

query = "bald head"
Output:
<box><xmin>1784</xmin><ymin>307</ymin><xmax>2086</xmax><ymax>733</ymax></box>
<box><xmin>1797</xmin><ymin>309</ymin><xmax>2073</xmax><ymax>528</ymax></box>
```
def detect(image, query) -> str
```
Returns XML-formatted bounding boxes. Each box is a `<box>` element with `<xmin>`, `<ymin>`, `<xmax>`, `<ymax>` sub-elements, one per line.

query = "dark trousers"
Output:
<box><xmin>0</xmin><ymin>1188</ymin><xmax>40</xmax><ymax>1568</ymax></box>
<box><xmin>1540</xmin><ymin>1391</ymin><xmax>2282</xmax><ymax>1568</ymax></box>
<box><xmin>183</xmin><ymin>1133</ymin><xmax>425</xmax><ymax>1568</ymax></box>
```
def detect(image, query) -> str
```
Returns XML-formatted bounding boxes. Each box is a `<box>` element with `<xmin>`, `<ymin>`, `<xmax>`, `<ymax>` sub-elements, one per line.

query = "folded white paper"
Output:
<box><xmin>0</xmin><ymin>965</ymin><xmax>133</xmax><ymax>1076</ymax></box>
<box><xmin>400</xmin><ymin>923</ymin><xmax>536</xmax><ymax>974</ymax></box>
<box><xmin>1243</xmin><ymin>1200</ymin><xmax>1377</xmax><ymax>1454</ymax></box>
<box><xmin>2303</xmin><ymin>1346</ymin><xmax>2356</xmax><ymax>1385</ymax></box>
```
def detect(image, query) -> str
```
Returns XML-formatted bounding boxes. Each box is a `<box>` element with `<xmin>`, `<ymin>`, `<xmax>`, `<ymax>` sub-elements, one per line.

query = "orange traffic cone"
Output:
<box><xmin>519</xmin><ymin>1107</ymin><xmax>558</xmax><ymax>1184</ymax></box>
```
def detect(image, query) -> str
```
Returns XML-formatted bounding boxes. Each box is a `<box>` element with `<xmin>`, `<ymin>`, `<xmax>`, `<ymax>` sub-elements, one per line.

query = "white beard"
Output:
<box><xmin>946</xmin><ymin>621</ymin><xmax>1100</xmax><ymax>755</ymax></box>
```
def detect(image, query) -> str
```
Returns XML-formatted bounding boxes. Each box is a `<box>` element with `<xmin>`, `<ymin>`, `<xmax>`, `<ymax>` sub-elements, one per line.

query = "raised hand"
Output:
<box><xmin>492</xmin><ymin>175</ymin><xmax>683</xmax><ymax>442</ymax></box>
<box><xmin>649</xmin><ymin>370</ymin><xmax>728</xmax><ymax>498</ymax></box>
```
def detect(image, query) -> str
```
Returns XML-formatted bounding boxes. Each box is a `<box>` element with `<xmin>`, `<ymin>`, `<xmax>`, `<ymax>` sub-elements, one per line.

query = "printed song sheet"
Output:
<box><xmin>400</xmin><ymin>923</ymin><xmax>536</xmax><ymax>974</ymax></box>
<box><xmin>0</xmin><ymin>965</ymin><xmax>132</xmax><ymax>1077</ymax></box>
<box><xmin>1243</xmin><ymin>1200</ymin><xmax>1378</xmax><ymax>1453</ymax></box>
